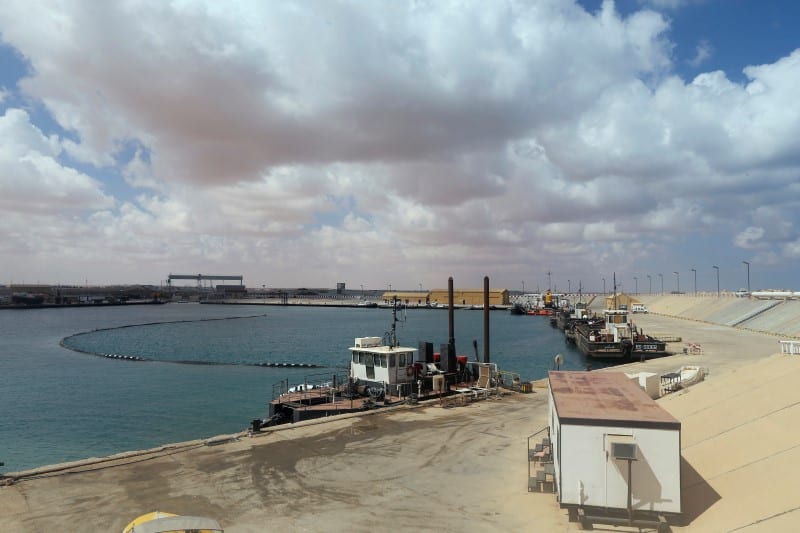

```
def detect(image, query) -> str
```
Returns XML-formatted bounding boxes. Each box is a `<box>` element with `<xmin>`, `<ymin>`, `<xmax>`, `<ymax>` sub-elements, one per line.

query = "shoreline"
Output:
<box><xmin>2</xmin><ymin>297</ymin><xmax>799</xmax><ymax>531</ymax></box>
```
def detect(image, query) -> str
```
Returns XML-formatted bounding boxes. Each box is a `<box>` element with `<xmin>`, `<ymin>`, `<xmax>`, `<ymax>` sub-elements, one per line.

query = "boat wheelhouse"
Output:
<box><xmin>349</xmin><ymin>336</ymin><xmax>420</xmax><ymax>397</ymax></box>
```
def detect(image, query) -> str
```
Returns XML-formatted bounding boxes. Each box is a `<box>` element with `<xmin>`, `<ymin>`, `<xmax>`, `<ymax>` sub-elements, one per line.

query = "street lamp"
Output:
<box><xmin>647</xmin><ymin>274</ymin><xmax>652</xmax><ymax>295</ymax></box>
<box><xmin>568</xmin><ymin>279</ymin><xmax>571</xmax><ymax>293</ymax></box>
<box><xmin>742</xmin><ymin>261</ymin><xmax>750</xmax><ymax>293</ymax></box>
<box><xmin>522</xmin><ymin>280</ymin><xmax>525</xmax><ymax>294</ymax></box>
<box><xmin>419</xmin><ymin>283</ymin><xmax>423</xmax><ymax>292</ymax></box>
<box><xmin>634</xmin><ymin>276</ymin><xmax>638</xmax><ymax>295</ymax></box>
<box><xmin>713</xmin><ymin>266</ymin><xmax>719</xmax><ymax>296</ymax></box>
<box><xmin>673</xmin><ymin>271</ymin><xmax>680</xmax><ymax>293</ymax></box>
<box><xmin>602</xmin><ymin>277</ymin><xmax>606</xmax><ymax>296</ymax></box>
<box><xmin>658</xmin><ymin>273</ymin><xmax>663</xmax><ymax>294</ymax></box>
<box><xmin>691</xmin><ymin>268</ymin><xmax>696</xmax><ymax>295</ymax></box>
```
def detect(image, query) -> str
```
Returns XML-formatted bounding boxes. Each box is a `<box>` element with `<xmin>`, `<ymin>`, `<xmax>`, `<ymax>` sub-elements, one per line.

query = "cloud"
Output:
<box><xmin>0</xmin><ymin>108</ymin><xmax>114</xmax><ymax>214</ymax></box>
<box><xmin>734</xmin><ymin>226</ymin><xmax>765</xmax><ymax>249</ymax></box>
<box><xmin>0</xmin><ymin>1</ymin><xmax>799</xmax><ymax>288</ymax></box>
<box><xmin>687</xmin><ymin>39</ymin><xmax>713</xmax><ymax>68</ymax></box>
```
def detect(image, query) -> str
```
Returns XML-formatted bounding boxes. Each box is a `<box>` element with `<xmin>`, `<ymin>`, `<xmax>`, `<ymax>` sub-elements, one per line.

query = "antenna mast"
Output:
<box><xmin>390</xmin><ymin>296</ymin><xmax>398</xmax><ymax>347</ymax></box>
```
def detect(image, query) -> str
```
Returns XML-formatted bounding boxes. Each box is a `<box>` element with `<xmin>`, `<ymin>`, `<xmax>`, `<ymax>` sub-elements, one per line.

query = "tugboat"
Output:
<box><xmin>264</xmin><ymin>298</ymin><xmax>446</xmax><ymax>425</ymax></box>
<box><xmin>509</xmin><ymin>303</ymin><xmax>527</xmax><ymax>315</ymax></box>
<box><xmin>574</xmin><ymin>308</ymin><xmax>667</xmax><ymax>360</ymax></box>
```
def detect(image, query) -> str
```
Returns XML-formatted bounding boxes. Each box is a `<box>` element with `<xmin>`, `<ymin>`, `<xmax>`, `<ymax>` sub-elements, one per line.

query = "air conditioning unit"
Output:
<box><xmin>611</xmin><ymin>442</ymin><xmax>638</xmax><ymax>461</ymax></box>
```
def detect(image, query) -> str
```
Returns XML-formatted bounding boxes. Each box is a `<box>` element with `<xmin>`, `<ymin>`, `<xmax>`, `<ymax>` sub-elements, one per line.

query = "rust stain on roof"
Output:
<box><xmin>548</xmin><ymin>371</ymin><xmax>680</xmax><ymax>429</ymax></box>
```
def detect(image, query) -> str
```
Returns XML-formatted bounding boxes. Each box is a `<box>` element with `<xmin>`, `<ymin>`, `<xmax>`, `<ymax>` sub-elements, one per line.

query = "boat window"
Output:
<box><xmin>379</xmin><ymin>355</ymin><xmax>387</xmax><ymax>368</ymax></box>
<box><xmin>399</xmin><ymin>353</ymin><xmax>406</xmax><ymax>366</ymax></box>
<box><xmin>352</xmin><ymin>352</ymin><xmax>358</xmax><ymax>363</ymax></box>
<box><xmin>389</xmin><ymin>354</ymin><xmax>395</xmax><ymax>367</ymax></box>
<box><xmin>365</xmin><ymin>353</ymin><xmax>374</xmax><ymax>366</ymax></box>
<box><xmin>358</xmin><ymin>352</ymin><xmax>365</xmax><ymax>364</ymax></box>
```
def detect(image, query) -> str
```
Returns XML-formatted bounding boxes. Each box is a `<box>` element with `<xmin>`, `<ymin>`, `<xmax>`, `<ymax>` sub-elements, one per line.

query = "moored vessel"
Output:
<box><xmin>574</xmin><ymin>308</ymin><xmax>667</xmax><ymax>359</ymax></box>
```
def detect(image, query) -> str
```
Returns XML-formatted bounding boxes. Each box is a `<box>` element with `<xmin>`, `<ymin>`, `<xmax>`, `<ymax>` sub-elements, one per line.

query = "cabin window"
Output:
<box><xmin>352</xmin><ymin>353</ymin><xmax>357</xmax><ymax>363</ymax></box>
<box><xmin>365</xmin><ymin>353</ymin><xmax>374</xmax><ymax>366</ymax></box>
<box><xmin>399</xmin><ymin>353</ymin><xmax>406</xmax><ymax>366</ymax></box>
<box><xmin>379</xmin><ymin>355</ymin><xmax>387</xmax><ymax>368</ymax></box>
<box><xmin>358</xmin><ymin>352</ymin><xmax>365</xmax><ymax>364</ymax></box>
<box><xmin>389</xmin><ymin>354</ymin><xmax>396</xmax><ymax>367</ymax></box>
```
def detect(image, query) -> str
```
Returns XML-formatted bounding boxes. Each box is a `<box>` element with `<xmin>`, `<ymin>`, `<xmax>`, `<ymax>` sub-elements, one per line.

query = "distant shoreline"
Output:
<box><xmin>0</xmin><ymin>300</ymin><xmax>166</xmax><ymax>310</ymax></box>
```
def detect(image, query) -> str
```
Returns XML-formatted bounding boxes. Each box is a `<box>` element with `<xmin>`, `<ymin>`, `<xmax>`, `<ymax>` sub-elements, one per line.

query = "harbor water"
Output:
<box><xmin>0</xmin><ymin>303</ymin><xmax>604</xmax><ymax>471</ymax></box>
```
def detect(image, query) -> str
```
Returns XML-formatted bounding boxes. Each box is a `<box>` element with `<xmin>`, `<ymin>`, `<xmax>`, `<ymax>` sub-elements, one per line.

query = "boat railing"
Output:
<box><xmin>497</xmin><ymin>370</ymin><xmax>522</xmax><ymax>391</ymax></box>
<box><xmin>271</xmin><ymin>371</ymin><xmax>350</xmax><ymax>401</ymax></box>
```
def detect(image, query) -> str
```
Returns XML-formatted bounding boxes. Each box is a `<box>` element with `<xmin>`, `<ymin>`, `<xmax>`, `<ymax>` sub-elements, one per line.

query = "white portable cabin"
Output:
<box><xmin>548</xmin><ymin>371</ymin><xmax>681</xmax><ymax>518</ymax></box>
<box><xmin>349</xmin><ymin>337</ymin><xmax>418</xmax><ymax>388</ymax></box>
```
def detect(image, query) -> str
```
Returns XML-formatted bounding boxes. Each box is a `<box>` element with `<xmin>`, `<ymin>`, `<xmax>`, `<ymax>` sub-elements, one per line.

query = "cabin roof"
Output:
<box><xmin>349</xmin><ymin>345</ymin><xmax>416</xmax><ymax>354</ymax></box>
<box><xmin>549</xmin><ymin>371</ymin><xmax>680</xmax><ymax>430</ymax></box>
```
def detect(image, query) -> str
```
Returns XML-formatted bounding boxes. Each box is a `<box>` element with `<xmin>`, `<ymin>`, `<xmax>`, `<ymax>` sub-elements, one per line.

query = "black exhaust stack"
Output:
<box><xmin>484</xmin><ymin>276</ymin><xmax>490</xmax><ymax>364</ymax></box>
<box><xmin>445</xmin><ymin>277</ymin><xmax>456</xmax><ymax>372</ymax></box>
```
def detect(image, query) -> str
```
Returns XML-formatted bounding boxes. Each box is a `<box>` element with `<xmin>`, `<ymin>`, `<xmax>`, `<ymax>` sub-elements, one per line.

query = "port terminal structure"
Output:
<box><xmin>167</xmin><ymin>274</ymin><xmax>244</xmax><ymax>289</ymax></box>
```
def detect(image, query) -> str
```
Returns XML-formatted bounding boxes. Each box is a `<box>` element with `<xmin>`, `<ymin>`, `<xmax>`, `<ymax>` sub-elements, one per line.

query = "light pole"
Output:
<box><xmin>568</xmin><ymin>279</ymin><xmax>571</xmax><ymax>293</ymax></box>
<box><xmin>742</xmin><ymin>261</ymin><xmax>750</xmax><ymax>293</ymax></box>
<box><xmin>419</xmin><ymin>283</ymin><xmax>423</xmax><ymax>292</ymax></box>
<box><xmin>634</xmin><ymin>276</ymin><xmax>638</xmax><ymax>295</ymax></box>
<box><xmin>713</xmin><ymin>266</ymin><xmax>719</xmax><ymax>296</ymax></box>
<box><xmin>658</xmin><ymin>273</ymin><xmax>663</xmax><ymax>294</ymax></box>
<box><xmin>647</xmin><ymin>274</ymin><xmax>652</xmax><ymax>295</ymax></box>
<box><xmin>691</xmin><ymin>268</ymin><xmax>696</xmax><ymax>295</ymax></box>
<box><xmin>522</xmin><ymin>280</ymin><xmax>525</xmax><ymax>294</ymax></box>
<box><xmin>360</xmin><ymin>284</ymin><xmax>364</xmax><ymax>299</ymax></box>
<box><xmin>602</xmin><ymin>277</ymin><xmax>606</xmax><ymax>296</ymax></box>
<box><xmin>673</xmin><ymin>271</ymin><xmax>680</xmax><ymax>293</ymax></box>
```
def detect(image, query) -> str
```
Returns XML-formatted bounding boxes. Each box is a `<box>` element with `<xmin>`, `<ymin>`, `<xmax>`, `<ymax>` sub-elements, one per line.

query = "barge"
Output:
<box><xmin>574</xmin><ymin>309</ymin><xmax>668</xmax><ymax>360</ymax></box>
<box><xmin>261</xmin><ymin>287</ymin><xmax>503</xmax><ymax>427</ymax></box>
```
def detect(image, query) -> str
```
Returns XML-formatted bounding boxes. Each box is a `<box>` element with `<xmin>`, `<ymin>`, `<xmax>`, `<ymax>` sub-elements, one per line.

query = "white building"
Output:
<box><xmin>548</xmin><ymin>371</ymin><xmax>681</xmax><ymax>525</ymax></box>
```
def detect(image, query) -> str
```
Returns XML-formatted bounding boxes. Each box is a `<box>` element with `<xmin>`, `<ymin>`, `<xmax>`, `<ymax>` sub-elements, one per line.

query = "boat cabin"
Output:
<box><xmin>349</xmin><ymin>337</ymin><xmax>419</xmax><ymax>394</ymax></box>
<box><xmin>572</xmin><ymin>302</ymin><xmax>590</xmax><ymax>320</ymax></box>
<box><xmin>598</xmin><ymin>309</ymin><xmax>631</xmax><ymax>342</ymax></box>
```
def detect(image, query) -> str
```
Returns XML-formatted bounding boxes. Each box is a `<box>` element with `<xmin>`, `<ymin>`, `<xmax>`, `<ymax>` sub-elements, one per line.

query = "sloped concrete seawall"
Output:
<box><xmin>629</xmin><ymin>294</ymin><xmax>800</xmax><ymax>338</ymax></box>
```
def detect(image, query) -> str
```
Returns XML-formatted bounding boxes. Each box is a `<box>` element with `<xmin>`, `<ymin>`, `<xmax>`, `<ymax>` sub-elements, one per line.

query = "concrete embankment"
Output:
<box><xmin>635</xmin><ymin>293</ymin><xmax>800</xmax><ymax>337</ymax></box>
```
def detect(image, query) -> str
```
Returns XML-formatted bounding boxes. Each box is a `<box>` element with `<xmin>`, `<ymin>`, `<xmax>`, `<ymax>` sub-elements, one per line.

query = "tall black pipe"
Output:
<box><xmin>483</xmin><ymin>276</ymin><xmax>490</xmax><ymax>364</ymax></box>
<box><xmin>448</xmin><ymin>277</ymin><xmax>455</xmax><ymax>355</ymax></box>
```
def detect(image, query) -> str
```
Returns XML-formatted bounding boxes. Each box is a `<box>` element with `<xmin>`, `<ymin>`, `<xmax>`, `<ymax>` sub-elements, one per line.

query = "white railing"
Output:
<box><xmin>779</xmin><ymin>340</ymin><xmax>800</xmax><ymax>355</ymax></box>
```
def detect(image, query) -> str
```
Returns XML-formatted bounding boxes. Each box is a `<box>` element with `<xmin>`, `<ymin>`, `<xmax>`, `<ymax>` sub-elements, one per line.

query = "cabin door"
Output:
<box><xmin>366</xmin><ymin>354</ymin><xmax>375</xmax><ymax>380</ymax></box>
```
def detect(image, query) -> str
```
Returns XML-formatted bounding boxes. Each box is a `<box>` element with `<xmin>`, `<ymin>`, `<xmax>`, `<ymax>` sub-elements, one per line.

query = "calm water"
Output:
<box><xmin>0</xmin><ymin>303</ymin><xmax>601</xmax><ymax>471</ymax></box>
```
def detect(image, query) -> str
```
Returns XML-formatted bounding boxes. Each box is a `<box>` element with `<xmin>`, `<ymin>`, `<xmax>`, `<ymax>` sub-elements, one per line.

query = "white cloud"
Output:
<box><xmin>734</xmin><ymin>226</ymin><xmax>766</xmax><ymax>249</ymax></box>
<box><xmin>687</xmin><ymin>39</ymin><xmax>713</xmax><ymax>68</ymax></box>
<box><xmin>0</xmin><ymin>108</ymin><xmax>114</xmax><ymax>214</ymax></box>
<box><xmin>0</xmin><ymin>1</ymin><xmax>799</xmax><ymax>288</ymax></box>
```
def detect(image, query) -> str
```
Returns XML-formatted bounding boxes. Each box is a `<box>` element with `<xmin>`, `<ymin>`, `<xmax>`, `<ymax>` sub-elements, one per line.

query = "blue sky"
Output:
<box><xmin>586</xmin><ymin>0</ymin><xmax>800</xmax><ymax>82</ymax></box>
<box><xmin>1</xmin><ymin>0</ymin><xmax>799</xmax><ymax>293</ymax></box>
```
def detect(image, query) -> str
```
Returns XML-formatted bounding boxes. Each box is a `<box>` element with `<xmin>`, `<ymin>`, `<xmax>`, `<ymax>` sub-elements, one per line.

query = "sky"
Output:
<box><xmin>1</xmin><ymin>0</ymin><xmax>799</xmax><ymax>293</ymax></box>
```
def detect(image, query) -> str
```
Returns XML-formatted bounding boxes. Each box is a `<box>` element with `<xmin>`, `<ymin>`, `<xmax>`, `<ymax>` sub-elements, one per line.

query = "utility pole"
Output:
<box><xmin>742</xmin><ymin>261</ymin><xmax>750</xmax><ymax>293</ymax></box>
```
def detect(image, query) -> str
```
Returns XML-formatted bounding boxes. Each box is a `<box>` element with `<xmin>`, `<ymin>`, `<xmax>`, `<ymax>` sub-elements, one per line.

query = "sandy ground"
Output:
<box><xmin>1</xmin><ymin>393</ymin><xmax>562</xmax><ymax>533</ymax></box>
<box><xmin>0</xmin><ymin>307</ymin><xmax>796</xmax><ymax>532</ymax></box>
